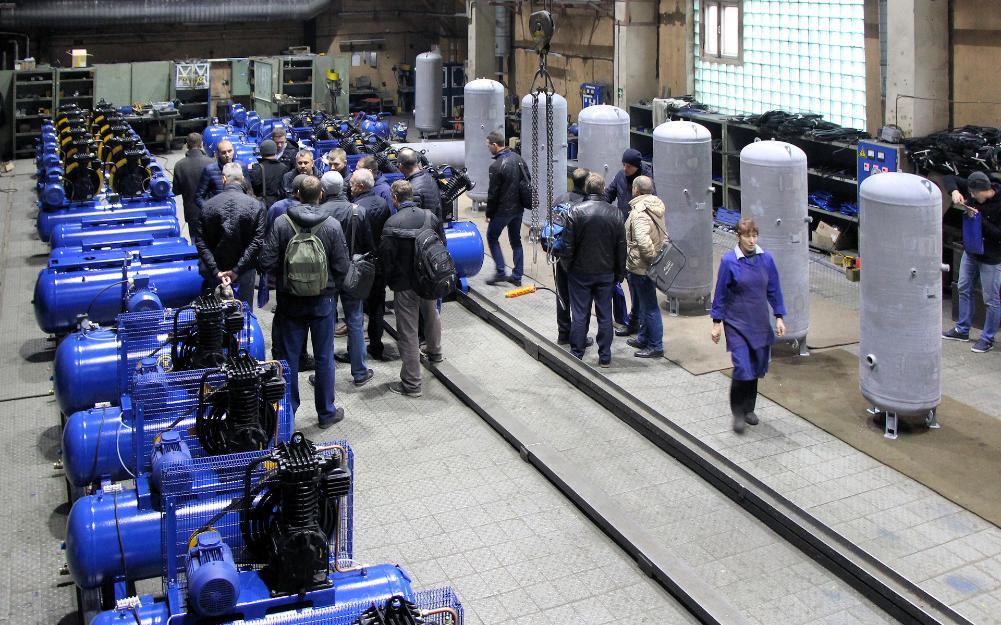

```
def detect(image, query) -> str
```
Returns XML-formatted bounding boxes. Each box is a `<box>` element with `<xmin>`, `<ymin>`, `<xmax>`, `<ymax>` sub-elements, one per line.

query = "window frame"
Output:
<box><xmin>700</xmin><ymin>0</ymin><xmax>744</xmax><ymax>66</ymax></box>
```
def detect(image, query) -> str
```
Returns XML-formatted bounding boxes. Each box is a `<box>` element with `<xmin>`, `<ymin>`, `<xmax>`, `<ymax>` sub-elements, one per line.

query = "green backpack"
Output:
<box><xmin>283</xmin><ymin>214</ymin><xmax>329</xmax><ymax>296</ymax></box>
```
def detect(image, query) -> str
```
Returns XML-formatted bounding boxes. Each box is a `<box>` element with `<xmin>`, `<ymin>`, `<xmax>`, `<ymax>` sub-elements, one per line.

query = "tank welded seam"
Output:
<box><xmin>455</xmin><ymin>287</ymin><xmax>972</xmax><ymax>625</ymax></box>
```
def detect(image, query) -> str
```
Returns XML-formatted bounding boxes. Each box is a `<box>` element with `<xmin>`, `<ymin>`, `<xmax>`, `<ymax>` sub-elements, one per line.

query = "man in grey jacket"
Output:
<box><xmin>258</xmin><ymin>176</ymin><xmax>351</xmax><ymax>427</ymax></box>
<box><xmin>193</xmin><ymin>162</ymin><xmax>265</xmax><ymax>308</ymax></box>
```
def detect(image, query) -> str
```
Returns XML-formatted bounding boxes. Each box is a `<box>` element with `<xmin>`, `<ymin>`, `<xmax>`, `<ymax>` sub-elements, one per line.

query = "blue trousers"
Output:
<box><xmin>340</xmin><ymin>294</ymin><xmax>369</xmax><ymax>382</ymax></box>
<box><xmin>274</xmin><ymin>303</ymin><xmax>337</xmax><ymax>423</ymax></box>
<box><xmin>486</xmin><ymin>211</ymin><xmax>524</xmax><ymax>280</ymax></box>
<box><xmin>955</xmin><ymin>251</ymin><xmax>1001</xmax><ymax>343</ymax></box>
<box><xmin>628</xmin><ymin>273</ymin><xmax>663</xmax><ymax>351</ymax></box>
<box><xmin>568</xmin><ymin>271</ymin><xmax>614</xmax><ymax>362</ymax></box>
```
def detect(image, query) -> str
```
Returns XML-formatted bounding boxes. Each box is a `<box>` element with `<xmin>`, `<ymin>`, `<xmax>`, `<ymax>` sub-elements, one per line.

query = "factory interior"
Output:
<box><xmin>1</xmin><ymin>1</ymin><xmax>1000</xmax><ymax>624</ymax></box>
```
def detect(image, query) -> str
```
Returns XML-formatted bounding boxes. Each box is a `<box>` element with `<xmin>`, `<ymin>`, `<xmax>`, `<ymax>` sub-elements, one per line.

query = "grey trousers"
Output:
<box><xmin>393</xmin><ymin>289</ymin><xmax>443</xmax><ymax>392</ymax></box>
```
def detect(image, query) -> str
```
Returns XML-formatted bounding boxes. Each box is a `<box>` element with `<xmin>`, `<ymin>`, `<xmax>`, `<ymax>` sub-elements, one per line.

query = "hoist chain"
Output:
<box><xmin>528</xmin><ymin>8</ymin><xmax>556</xmax><ymax>265</ymax></box>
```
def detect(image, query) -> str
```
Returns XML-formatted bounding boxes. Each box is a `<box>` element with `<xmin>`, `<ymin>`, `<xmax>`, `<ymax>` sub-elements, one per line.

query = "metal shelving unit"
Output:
<box><xmin>12</xmin><ymin>68</ymin><xmax>55</xmax><ymax>158</ymax></box>
<box><xmin>172</xmin><ymin>61</ymin><xmax>210</xmax><ymax>136</ymax></box>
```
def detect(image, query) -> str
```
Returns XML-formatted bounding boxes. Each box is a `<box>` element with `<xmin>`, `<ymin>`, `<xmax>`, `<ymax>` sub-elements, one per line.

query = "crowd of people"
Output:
<box><xmin>174</xmin><ymin>131</ymin><xmax>446</xmax><ymax>429</ymax></box>
<box><xmin>484</xmin><ymin>145</ymin><xmax>787</xmax><ymax>434</ymax></box>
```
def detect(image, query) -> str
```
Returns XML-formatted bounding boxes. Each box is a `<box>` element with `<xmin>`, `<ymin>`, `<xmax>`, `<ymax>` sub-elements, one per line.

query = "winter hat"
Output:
<box><xmin>320</xmin><ymin>170</ymin><xmax>344</xmax><ymax>197</ymax></box>
<box><xmin>621</xmin><ymin>148</ymin><xmax>643</xmax><ymax>168</ymax></box>
<box><xmin>259</xmin><ymin>139</ymin><xmax>278</xmax><ymax>158</ymax></box>
<box><xmin>968</xmin><ymin>171</ymin><xmax>992</xmax><ymax>192</ymax></box>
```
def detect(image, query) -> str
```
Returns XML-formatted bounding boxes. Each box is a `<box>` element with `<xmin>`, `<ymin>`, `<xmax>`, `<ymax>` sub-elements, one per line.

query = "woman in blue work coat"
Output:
<box><xmin>710</xmin><ymin>218</ymin><xmax>786</xmax><ymax>433</ymax></box>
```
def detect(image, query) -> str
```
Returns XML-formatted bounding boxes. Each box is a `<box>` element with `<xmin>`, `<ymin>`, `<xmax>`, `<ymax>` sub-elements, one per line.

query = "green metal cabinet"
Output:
<box><xmin>94</xmin><ymin>61</ymin><xmax>171</xmax><ymax>107</ymax></box>
<box><xmin>230</xmin><ymin>58</ymin><xmax>251</xmax><ymax>97</ymax></box>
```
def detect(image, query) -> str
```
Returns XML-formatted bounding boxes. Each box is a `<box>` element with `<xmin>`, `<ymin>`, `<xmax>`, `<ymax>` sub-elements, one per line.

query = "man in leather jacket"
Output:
<box><xmin>397</xmin><ymin>147</ymin><xmax>443</xmax><ymax>220</ymax></box>
<box><xmin>560</xmin><ymin>173</ymin><xmax>627</xmax><ymax>366</ymax></box>
<box><xmin>484</xmin><ymin>130</ymin><xmax>527</xmax><ymax>287</ymax></box>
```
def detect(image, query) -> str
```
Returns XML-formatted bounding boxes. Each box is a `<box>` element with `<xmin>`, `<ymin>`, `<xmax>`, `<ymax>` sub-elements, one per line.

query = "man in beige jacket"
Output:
<box><xmin>624</xmin><ymin>176</ymin><xmax>667</xmax><ymax>357</ymax></box>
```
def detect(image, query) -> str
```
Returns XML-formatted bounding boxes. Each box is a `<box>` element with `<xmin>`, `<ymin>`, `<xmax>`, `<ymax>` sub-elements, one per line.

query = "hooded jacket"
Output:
<box><xmin>257</xmin><ymin>202</ymin><xmax>351</xmax><ymax>316</ymax></box>
<box><xmin>625</xmin><ymin>194</ymin><xmax>668</xmax><ymax>275</ymax></box>
<box><xmin>248</xmin><ymin>157</ymin><xmax>289</xmax><ymax>208</ymax></box>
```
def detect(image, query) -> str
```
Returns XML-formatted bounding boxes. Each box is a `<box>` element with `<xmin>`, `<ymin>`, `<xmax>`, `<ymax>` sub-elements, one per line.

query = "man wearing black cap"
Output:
<box><xmin>943</xmin><ymin>171</ymin><xmax>1001</xmax><ymax>353</ymax></box>
<box><xmin>248</xmin><ymin>139</ymin><xmax>288</xmax><ymax>209</ymax></box>
<box><xmin>605</xmin><ymin>148</ymin><xmax>655</xmax><ymax>337</ymax></box>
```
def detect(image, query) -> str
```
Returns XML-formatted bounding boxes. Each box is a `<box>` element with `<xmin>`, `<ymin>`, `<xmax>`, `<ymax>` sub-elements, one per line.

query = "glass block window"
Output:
<box><xmin>694</xmin><ymin>0</ymin><xmax>867</xmax><ymax>130</ymax></box>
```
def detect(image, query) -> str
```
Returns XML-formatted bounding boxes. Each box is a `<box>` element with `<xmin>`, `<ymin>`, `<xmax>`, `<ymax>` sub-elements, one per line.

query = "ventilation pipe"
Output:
<box><xmin>0</xmin><ymin>0</ymin><xmax>332</xmax><ymax>28</ymax></box>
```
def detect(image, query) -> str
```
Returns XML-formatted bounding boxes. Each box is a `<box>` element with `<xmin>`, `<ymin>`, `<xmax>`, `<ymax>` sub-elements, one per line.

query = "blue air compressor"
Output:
<box><xmin>33</xmin><ymin>240</ymin><xmax>201</xmax><ymax>334</ymax></box>
<box><xmin>86</xmin><ymin>433</ymin><xmax>462</xmax><ymax>625</ymax></box>
<box><xmin>53</xmin><ymin>293</ymin><xmax>266</xmax><ymax>416</ymax></box>
<box><xmin>61</xmin><ymin>351</ymin><xmax>291</xmax><ymax>489</ymax></box>
<box><xmin>37</xmin><ymin>196</ymin><xmax>177</xmax><ymax>242</ymax></box>
<box><xmin>65</xmin><ymin>435</ymin><xmax>350</xmax><ymax>593</ymax></box>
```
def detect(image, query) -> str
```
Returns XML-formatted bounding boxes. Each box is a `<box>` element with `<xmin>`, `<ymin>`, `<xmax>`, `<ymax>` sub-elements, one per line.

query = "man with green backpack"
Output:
<box><xmin>258</xmin><ymin>175</ymin><xmax>352</xmax><ymax>428</ymax></box>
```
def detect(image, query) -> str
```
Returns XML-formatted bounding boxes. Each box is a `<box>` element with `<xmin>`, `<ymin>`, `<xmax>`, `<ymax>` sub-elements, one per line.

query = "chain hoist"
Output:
<box><xmin>528</xmin><ymin>7</ymin><xmax>556</xmax><ymax>264</ymax></box>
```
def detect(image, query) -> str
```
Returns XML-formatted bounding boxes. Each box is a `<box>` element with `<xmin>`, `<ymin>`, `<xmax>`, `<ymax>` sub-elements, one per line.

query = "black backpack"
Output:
<box><xmin>385</xmin><ymin>211</ymin><xmax>456</xmax><ymax>299</ymax></box>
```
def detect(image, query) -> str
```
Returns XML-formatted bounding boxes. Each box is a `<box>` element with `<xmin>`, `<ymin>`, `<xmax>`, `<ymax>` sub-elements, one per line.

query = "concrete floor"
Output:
<box><xmin>3</xmin><ymin>144</ymin><xmax>999</xmax><ymax>625</ymax></box>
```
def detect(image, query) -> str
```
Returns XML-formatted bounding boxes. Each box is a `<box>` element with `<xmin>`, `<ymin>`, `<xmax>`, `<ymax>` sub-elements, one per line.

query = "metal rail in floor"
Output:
<box><xmin>403</xmin><ymin>287</ymin><xmax>974</xmax><ymax>625</ymax></box>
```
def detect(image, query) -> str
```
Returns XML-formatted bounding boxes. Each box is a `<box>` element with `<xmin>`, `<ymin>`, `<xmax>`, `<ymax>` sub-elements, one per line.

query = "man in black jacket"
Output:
<box><xmin>172</xmin><ymin>133</ymin><xmax>213</xmax><ymax>234</ymax></box>
<box><xmin>552</xmin><ymin>167</ymin><xmax>591</xmax><ymax>345</ymax></box>
<box><xmin>380</xmin><ymin>180</ymin><xmax>444</xmax><ymax>397</ymax></box>
<box><xmin>282</xmin><ymin>150</ymin><xmax>322</xmax><ymax>199</ymax></box>
<box><xmin>258</xmin><ymin>175</ymin><xmax>351</xmax><ymax>427</ymax></box>
<box><xmin>193</xmin><ymin>162</ymin><xmax>265</xmax><ymax>309</ymax></box>
<box><xmin>350</xmin><ymin>168</ymin><xmax>392</xmax><ymax>360</ymax></box>
<box><xmin>272</xmin><ymin>126</ymin><xmax>300</xmax><ymax>171</ymax></box>
<box><xmin>194</xmin><ymin>139</ymin><xmax>251</xmax><ymax>213</ymax></box>
<box><xmin>560</xmin><ymin>173</ymin><xmax>627</xmax><ymax>366</ymax></box>
<box><xmin>942</xmin><ymin>171</ymin><xmax>1001</xmax><ymax>353</ymax></box>
<box><xmin>247</xmin><ymin>139</ymin><xmax>288</xmax><ymax>209</ymax></box>
<box><xmin>397</xmin><ymin>147</ymin><xmax>442</xmax><ymax>220</ymax></box>
<box><xmin>484</xmin><ymin>130</ymin><xmax>526</xmax><ymax>287</ymax></box>
<box><xmin>317</xmin><ymin>171</ymin><xmax>375</xmax><ymax>386</ymax></box>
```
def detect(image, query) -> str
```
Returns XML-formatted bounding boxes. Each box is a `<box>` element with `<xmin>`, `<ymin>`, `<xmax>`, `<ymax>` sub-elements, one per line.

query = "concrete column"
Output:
<box><xmin>614</xmin><ymin>0</ymin><xmax>660</xmax><ymax>108</ymax></box>
<box><xmin>885</xmin><ymin>0</ymin><xmax>949</xmax><ymax>136</ymax></box>
<box><xmin>467</xmin><ymin>0</ymin><xmax>496</xmax><ymax>82</ymax></box>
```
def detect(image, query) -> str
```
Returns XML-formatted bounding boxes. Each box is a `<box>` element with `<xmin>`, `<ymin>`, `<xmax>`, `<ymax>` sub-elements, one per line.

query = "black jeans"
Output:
<box><xmin>555</xmin><ymin>263</ymin><xmax>571</xmax><ymax>340</ymax></box>
<box><xmin>365</xmin><ymin>274</ymin><xmax>387</xmax><ymax>357</ymax></box>
<box><xmin>568</xmin><ymin>271</ymin><xmax>614</xmax><ymax>362</ymax></box>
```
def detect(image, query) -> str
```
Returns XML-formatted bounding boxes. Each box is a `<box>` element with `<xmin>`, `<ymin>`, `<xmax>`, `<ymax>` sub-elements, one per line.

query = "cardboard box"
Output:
<box><xmin>845</xmin><ymin>267</ymin><xmax>860</xmax><ymax>282</ymax></box>
<box><xmin>811</xmin><ymin>220</ymin><xmax>842</xmax><ymax>252</ymax></box>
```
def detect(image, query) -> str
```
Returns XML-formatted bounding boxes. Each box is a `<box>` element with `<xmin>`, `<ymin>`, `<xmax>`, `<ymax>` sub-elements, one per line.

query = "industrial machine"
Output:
<box><xmin>61</xmin><ymin>351</ymin><xmax>290</xmax><ymax>489</ymax></box>
<box><xmin>87</xmin><ymin>433</ymin><xmax>462</xmax><ymax>625</ymax></box>
<box><xmin>33</xmin><ymin>241</ymin><xmax>202</xmax><ymax>334</ymax></box>
<box><xmin>53</xmin><ymin>292</ymin><xmax>266</xmax><ymax>416</ymax></box>
<box><xmin>50</xmin><ymin>214</ymin><xmax>181</xmax><ymax>249</ymax></box>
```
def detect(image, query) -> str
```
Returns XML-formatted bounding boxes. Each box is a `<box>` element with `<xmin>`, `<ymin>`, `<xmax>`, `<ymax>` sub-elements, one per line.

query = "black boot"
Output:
<box><xmin>730</xmin><ymin>380</ymin><xmax>747</xmax><ymax>433</ymax></box>
<box><xmin>743</xmin><ymin>379</ymin><xmax>759</xmax><ymax>425</ymax></box>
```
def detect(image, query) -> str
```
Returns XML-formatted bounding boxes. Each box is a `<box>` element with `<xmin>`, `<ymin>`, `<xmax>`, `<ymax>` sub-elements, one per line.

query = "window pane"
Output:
<box><xmin>705</xmin><ymin>4</ymin><xmax>719</xmax><ymax>56</ymax></box>
<box><xmin>722</xmin><ymin>5</ymin><xmax>740</xmax><ymax>57</ymax></box>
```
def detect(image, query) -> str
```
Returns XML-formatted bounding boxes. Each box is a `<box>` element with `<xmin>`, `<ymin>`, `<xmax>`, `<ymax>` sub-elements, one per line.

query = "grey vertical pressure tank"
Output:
<box><xmin>577</xmin><ymin>105</ymin><xmax>630</xmax><ymax>182</ymax></box>
<box><xmin>415</xmin><ymin>48</ymin><xmax>443</xmax><ymax>133</ymax></box>
<box><xmin>520</xmin><ymin>92</ymin><xmax>568</xmax><ymax>217</ymax></box>
<box><xmin>653</xmin><ymin>121</ymin><xmax>714</xmax><ymax>311</ymax></box>
<box><xmin>858</xmin><ymin>172</ymin><xmax>942</xmax><ymax>426</ymax></box>
<box><xmin>463</xmin><ymin>79</ymin><xmax>505</xmax><ymax>203</ymax></box>
<box><xmin>739</xmin><ymin>140</ymin><xmax>810</xmax><ymax>346</ymax></box>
